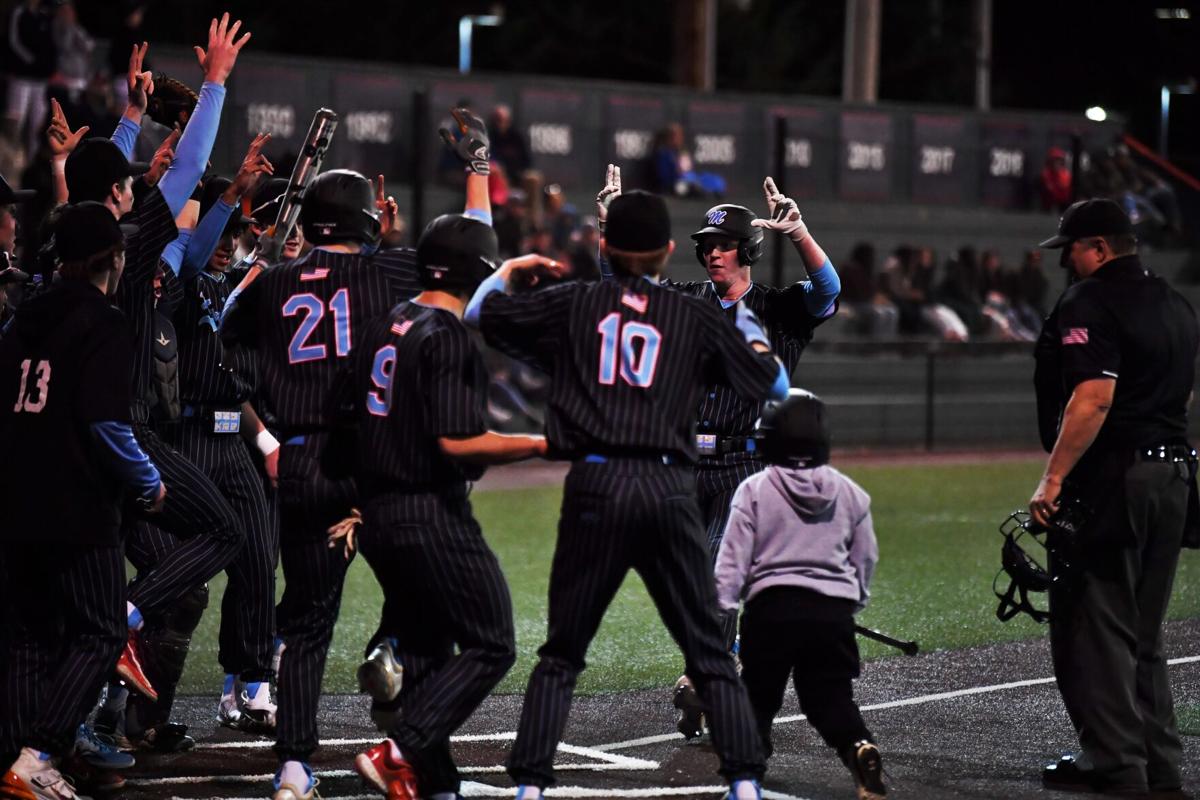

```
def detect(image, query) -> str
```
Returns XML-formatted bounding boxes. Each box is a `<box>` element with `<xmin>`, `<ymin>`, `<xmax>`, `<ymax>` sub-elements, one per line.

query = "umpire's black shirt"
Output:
<box><xmin>0</xmin><ymin>279</ymin><xmax>135</xmax><ymax>544</ymax></box>
<box><xmin>354</xmin><ymin>302</ymin><xmax>487</xmax><ymax>496</ymax></box>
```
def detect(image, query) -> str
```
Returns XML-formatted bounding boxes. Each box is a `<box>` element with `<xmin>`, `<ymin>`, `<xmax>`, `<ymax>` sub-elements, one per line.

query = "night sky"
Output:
<box><xmin>76</xmin><ymin>0</ymin><xmax>1200</xmax><ymax>172</ymax></box>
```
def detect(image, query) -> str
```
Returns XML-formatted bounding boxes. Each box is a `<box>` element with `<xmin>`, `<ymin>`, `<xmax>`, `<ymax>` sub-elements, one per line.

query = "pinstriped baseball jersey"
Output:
<box><xmin>113</xmin><ymin>186</ymin><xmax>181</xmax><ymax>420</ymax></box>
<box><xmin>662</xmin><ymin>279</ymin><xmax>827</xmax><ymax>440</ymax></box>
<box><xmin>478</xmin><ymin>274</ymin><xmax>781</xmax><ymax>461</ymax></box>
<box><xmin>219</xmin><ymin>247</ymin><xmax>420</xmax><ymax>432</ymax></box>
<box><xmin>355</xmin><ymin>303</ymin><xmax>487</xmax><ymax>493</ymax></box>
<box><xmin>176</xmin><ymin>270</ymin><xmax>255</xmax><ymax>407</ymax></box>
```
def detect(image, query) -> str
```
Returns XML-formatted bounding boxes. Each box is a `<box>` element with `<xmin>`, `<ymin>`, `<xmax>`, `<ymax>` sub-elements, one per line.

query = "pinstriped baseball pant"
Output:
<box><xmin>697</xmin><ymin>458</ymin><xmax>764</xmax><ymax>646</ymax></box>
<box><xmin>0</xmin><ymin>544</ymin><xmax>125</xmax><ymax>757</ymax></box>
<box><xmin>360</xmin><ymin>489</ymin><xmax>516</xmax><ymax>797</ymax></box>
<box><xmin>167</xmin><ymin>422</ymin><xmax>277</xmax><ymax>681</ymax></box>
<box><xmin>127</xmin><ymin>423</ymin><xmax>244</xmax><ymax>616</ymax></box>
<box><xmin>273</xmin><ymin>433</ymin><xmax>358</xmax><ymax>763</ymax></box>
<box><xmin>507</xmin><ymin>458</ymin><xmax>765</xmax><ymax>789</ymax></box>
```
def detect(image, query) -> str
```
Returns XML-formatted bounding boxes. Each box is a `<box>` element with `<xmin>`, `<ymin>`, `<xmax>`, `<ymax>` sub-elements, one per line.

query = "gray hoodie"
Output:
<box><xmin>715</xmin><ymin>463</ymin><xmax>878</xmax><ymax>613</ymax></box>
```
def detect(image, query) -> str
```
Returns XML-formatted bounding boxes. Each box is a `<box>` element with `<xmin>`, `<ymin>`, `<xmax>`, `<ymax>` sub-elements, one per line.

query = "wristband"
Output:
<box><xmin>255</xmin><ymin>429</ymin><xmax>280</xmax><ymax>456</ymax></box>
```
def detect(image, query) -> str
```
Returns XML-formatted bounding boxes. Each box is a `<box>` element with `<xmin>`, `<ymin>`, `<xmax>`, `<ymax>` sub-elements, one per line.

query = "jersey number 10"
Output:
<box><xmin>597</xmin><ymin>313</ymin><xmax>662</xmax><ymax>388</ymax></box>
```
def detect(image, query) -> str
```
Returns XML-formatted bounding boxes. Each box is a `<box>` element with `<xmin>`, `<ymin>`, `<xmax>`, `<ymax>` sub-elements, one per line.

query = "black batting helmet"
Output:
<box><xmin>754</xmin><ymin>388</ymin><xmax>830</xmax><ymax>467</ymax></box>
<box><xmin>299</xmin><ymin>169</ymin><xmax>381</xmax><ymax>247</ymax></box>
<box><xmin>416</xmin><ymin>213</ymin><xmax>499</xmax><ymax>291</ymax></box>
<box><xmin>691</xmin><ymin>204</ymin><xmax>764</xmax><ymax>268</ymax></box>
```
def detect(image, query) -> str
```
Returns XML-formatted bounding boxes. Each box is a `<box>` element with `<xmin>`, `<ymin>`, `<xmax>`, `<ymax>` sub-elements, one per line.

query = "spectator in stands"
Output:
<box><xmin>1016</xmin><ymin>249</ymin><xmax>1050</xmax><ymax>320</ymax></box>
<box><xmin>50</xmin><ymin>0</ymin><xmax>93</xmax><ymax>100</ymax></box>
<box><xmin>651</xmin><ymin>122</ymin><xmax>726</xmax><ymax>198</ymax></box>
<box><xmin>1112</xmin><ymin>143</ymin><xmax>1183</xmax><ymax>239</ymax></box>
<box><xmin>494</xmin><ymin>187</ymin><xmax>529</xmax><ymax>259</ymax></box>
<box><xmin>1039</xmin><ymin>146</ymin><xmax>1072</xmax><ymax>213</ymax></box>
<box><xmin>937</xmin><ymin>246</ymin><xmax>987</xmax><ymax>337</ymax></box>
<box><xmin>5</xmin><ymin>0</ymin><xmax>56</xmax><ymax>157</ymax></box>
<box><xmin>490</xmin><ymin>104</ymin><xmax>531</xmax><ymax>179</ymax></box>
<box><xmin>565</xmin><ymin>220</ymin><xmax>600</xmax><ymax>281</ymax></box>
<box><xmin>981</xmin><ymin>266</ymin><xmax>1037</xmax><ymax>342</ymax></box>
<box><xmin>543</xmin><ymin>183</ymin><xmax>577</xmax><ymax>252</ymax></box>
<box><xmin>881</xmin><ymin>245</ymin><xmax>965</xmax><ymax>340</ymax></box>
<box><xmin>840</xmin><ymin>242</ymin><xmax>898</xmax><ymax>338</ymax></box>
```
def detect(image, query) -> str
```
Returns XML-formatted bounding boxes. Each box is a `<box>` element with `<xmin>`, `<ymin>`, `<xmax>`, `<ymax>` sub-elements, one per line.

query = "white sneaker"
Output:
<box><xmin>3</xmin><ymin>767</ymin><xmax>91</xmax><ymax>800</ymax></box>
<box><xmin>240</xmin><ymin>681</ymin><xmax>277</xmax><ymax>733</ymax></box>
<box><xmin>216</xmin><ymin>690</ymin><xmax>243</xmax><ymax>730</ymax></box>
<box><xmin>272</xmin><ymin>761</ymin><xmax>317</xmax><ymax>800</ymax></box>
<box><xmin>357</xmin><ymin>640</ymin><xmax>403</xmax><ymax>702</ymax></box>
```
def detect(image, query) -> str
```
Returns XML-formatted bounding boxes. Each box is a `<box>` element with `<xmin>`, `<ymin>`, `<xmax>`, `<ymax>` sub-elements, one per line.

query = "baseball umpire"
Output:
<box><xmin>0</xmin><ymin>202</ymin><xmax>164</xmax><ymax>800</ymax></box>
<box><xmin>467</xmin><ymin>189</ymin><xmax>789</xmax><ymax>800</ymax></box>
<box><xmin>349</xmin><ymin>216</ymin><xmax>553</xmax><ymax>800</ymax></box>
<box><xmin>1030</xmin><ymin>198</ymin><xmax>1198</xmax><ymax>797</ymax></box>
<box><xmin>595</xmin><ymin>166</ymin><xmax>840</xmax><ymax>736</ymax></box>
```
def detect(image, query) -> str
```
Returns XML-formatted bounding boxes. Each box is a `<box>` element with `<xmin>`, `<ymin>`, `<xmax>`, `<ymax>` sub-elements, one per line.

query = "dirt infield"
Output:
<box><xmin>117</xmin><ymin>619</ymin><xmax>1199</xmax><ymax>799</ymax></box>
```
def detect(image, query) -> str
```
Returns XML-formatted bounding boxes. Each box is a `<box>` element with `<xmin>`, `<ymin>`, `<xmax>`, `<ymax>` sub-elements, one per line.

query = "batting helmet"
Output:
<box><xmin>691</xmin><ymin>204</ymin><xmax>764</xmax><ymax>268</ymax></box>
<box><xmin>416</xmin><ymin>213</ymin><xmax>499</xmax><ymax>291</ymax></box>
<box><xmin>299</xmin><ymin>169</ymin><xmax>381</xmax><ymax>247</ymax></box>
<box><xmin>754</xmin><ymin>388</ymin><xmax>830</xmax><ymax>468</ymax></box>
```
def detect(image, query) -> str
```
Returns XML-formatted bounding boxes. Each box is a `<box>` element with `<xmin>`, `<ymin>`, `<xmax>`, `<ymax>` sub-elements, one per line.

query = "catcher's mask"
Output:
<box><xmin>994</xmin><ymin>511</ymin><xmax>1052</xmax><ymax>624</ymax></box>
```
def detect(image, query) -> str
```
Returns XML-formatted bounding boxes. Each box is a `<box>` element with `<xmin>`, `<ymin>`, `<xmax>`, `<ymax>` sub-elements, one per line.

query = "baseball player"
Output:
<box><xmin>595</xmin><ymin>165</ymin><xmax>841</xmax><ymax>736</ymax></box>
<box><xmin>349</xmin><ymin>216</ymin><xmax>554</xmax><ymax>800</ymax></box>
<box><xmin>0</xmin><ymin>202</ymin><xmax>165</xmax><ymax>800</ymax></box>
<box><xmin>467</xmin><ymin>189</ymin><xmax>788</xmax><ymax>800</ymax></box>
<box><xmin>221</xmin><ymin>104</ymin><xmax>489</xmax><ymax>796</ymax></box>
<box><xmin>715</xmin><ymin>389</ymin><xmax>886</xmax><ymax>800</ymax></box>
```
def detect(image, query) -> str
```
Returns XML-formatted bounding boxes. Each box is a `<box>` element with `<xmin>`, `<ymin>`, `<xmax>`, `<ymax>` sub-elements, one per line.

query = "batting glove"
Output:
<box><xmin>750</xmin><ymin>177</ymin><xmax>809</xmax><ymax>243</ymax></box>
<box><xmin>439</xmin><ymin>107</ymin><xmax>491</xmax><ymax>176</ymax></box>
<box><xmin>595</xmin><ymin>163</ymin><xmax>621</xmax><ymax>232</ymax></box>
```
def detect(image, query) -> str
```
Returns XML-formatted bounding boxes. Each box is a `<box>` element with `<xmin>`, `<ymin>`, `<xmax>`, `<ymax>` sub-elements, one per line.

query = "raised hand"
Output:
<box><xmin>127</xmin><ymin>41</ymin><xmax>154</xmax><ymax>116</ymax></box>
<box><xmin>193</xmin><ymin>12</ymin><xmax>251</xmax><ymax>86</ymax></box>
<box><xmin>227</xmin><ymin>132</ymin><xmax>274</xmax><ymax>199</ymax></box>
<box><xmin>46</xmin><ymin>98</ymin><xmax>89</xmax><ymax>157</ymax></box>
<box><xmin>750</xmin><ymin>176</ymin><xmax>808</xmax><ymax>242</ymax></box>
<box><xmin>376</xmin><ymin>174</ymin><xmax>399</xmax><ymax>236</ymax></box>
<box><xmin>438</xmin><ymin>107</ymin><xmax>490</xmax><ymax>176</ymax></box>
<box><xmin>144</xmin><ymin>126</ymin><xmax>181</xmax><ymax>186</ymax></box>
<box><xmin>595</xmin><ymin>163</ymin><xmax>621</xmax><ymax>230</ymax></box>
<box><xmin>501</xmin><ymin>253</ymin><xmax>569</xmax><ymax>287</ymax></box>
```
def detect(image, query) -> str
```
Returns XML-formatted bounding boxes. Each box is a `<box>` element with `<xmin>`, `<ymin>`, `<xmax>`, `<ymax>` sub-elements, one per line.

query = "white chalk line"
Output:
<box><xmin>167</xmin><ymin>784</ymin><xmax>808</xmax><ymax>799</ymax></box>
<box><xmin>596</xmin><ymin>654</ymin><xmax>1200</xmax><ymax>752</ymax></box>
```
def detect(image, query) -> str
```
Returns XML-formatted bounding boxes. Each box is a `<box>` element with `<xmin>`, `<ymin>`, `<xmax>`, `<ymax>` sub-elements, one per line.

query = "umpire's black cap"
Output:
<box><xmin>416</xmin><ymin>213</ymin><xmax>499</xmax><ymax>290</ymax></box>
<box><xmin>65</xmin><ymin>138</ymin><xmax>149</xmax><ymax>204</ymax></box>
<box><xmin>605</xmin><ymin>190</ymin><xmax>671</xmax><ymax>252</ymax></box>
<box><xmin>56</xmin><ymin>201</ymin><xmax>139</xmax><ymax>262</ymax></box>
<box><xmin>755</xmin><ymin>388</ymin><xmax>831</xmax><ymax>468</ymax></box>
<box><xmin>1038</xmin><ymin>198</ymin><xmax>1134</xmax><ymax>248</ymax></box>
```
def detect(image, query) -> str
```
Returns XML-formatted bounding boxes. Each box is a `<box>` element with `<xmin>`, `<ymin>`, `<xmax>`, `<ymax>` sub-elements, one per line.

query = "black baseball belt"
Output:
<box><xmin>695</xmin><ymin>434</ymin><xmax>758</xmax><ymax>457</ymax></box>
<box><xmin>1135</xmin><ymin>443</ymin><xmax>1197</xmax><ymax>465</ymax></box>
<box><xmin>180</xmin><ymin>404</ymin><xmax>242</xmax><ymax>434</ymax></box>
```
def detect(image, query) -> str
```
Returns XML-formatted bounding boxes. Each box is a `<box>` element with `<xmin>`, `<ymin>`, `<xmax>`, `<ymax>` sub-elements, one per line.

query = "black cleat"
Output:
<box><xmin>673</xmin><ymin>676</ymin><xmax>706</xmax><ymax>740</ymax></box>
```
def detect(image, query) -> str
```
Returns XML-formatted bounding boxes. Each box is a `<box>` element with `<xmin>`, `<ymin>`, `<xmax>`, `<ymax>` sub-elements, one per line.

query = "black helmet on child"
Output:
<box><xmin>416</xmin><ymin>213</ymin><xmax>499</xmax><ymax>291</ymax></box>
<box><xmin>299</xmin><ymin>169</ymin><xmax>381</xmax><ymax>247</ymax></box>
<box><xmin>754</xmin><ymin>388</ymin><xmax>830</xmax><ymax>467</ymax></box>
<box><xmin>691</xmin><ymin>204</ymin><xmax>764</xmax><ymax>268</ymax></box>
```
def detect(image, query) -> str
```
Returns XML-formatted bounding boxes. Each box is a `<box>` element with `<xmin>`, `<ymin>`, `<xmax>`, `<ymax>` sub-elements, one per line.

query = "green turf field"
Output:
<box><xmin>177</xmin><ymin>458</ymin><xmax>1200</xmax><ymax>695</ymax></box>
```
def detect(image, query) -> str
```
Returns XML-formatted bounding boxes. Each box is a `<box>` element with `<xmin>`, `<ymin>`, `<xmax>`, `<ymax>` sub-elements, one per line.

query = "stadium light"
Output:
<box><xmin>1085</xmin><ymin>106</ymin><xmax>1107</xmax><ymax>122</ymax></box>
<box><xmin>1155</xmin><ymin>7</ymin><xmax>1191</xmax><ymax>18</ymax></box>
<box><xmin>459</xmin><ymin>14</ymin><xmax>504</xmax><ymax>75</ymax></box>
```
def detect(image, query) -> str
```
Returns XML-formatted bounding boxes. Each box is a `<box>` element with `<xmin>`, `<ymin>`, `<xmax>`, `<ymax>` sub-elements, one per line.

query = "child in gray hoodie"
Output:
<box><xmin>715</xmin><ymin>389</ymin><xmax>886</xmax><ymax>800</ymax></box>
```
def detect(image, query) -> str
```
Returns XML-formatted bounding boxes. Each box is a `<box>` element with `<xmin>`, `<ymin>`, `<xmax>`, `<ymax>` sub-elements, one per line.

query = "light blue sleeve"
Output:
<box><xmin>768</xmin><ymin>361</ymin><xmax>790</xmax><ymax>401</ymax></box>
<box><xmin>463</xmin><ymin>208</ymin><xmax>493</xmax><ymax>226</ymax></box>
<box><xmin>180</xmin><ymin>199</ymin><xmax>236</xmax><ymax>281</ymax></box>
<box><xmin>803</xmin><ymin>258</ymin><xmax>840</xmax><ymax>317</ymax></box>
<box><xmin>160</xmin><ymin>230</ymin><xmax>192</xmax><ymax>277</ymax></box>
<box><xmin>91</xmin><ymin>420</ymin><xmax>161</xmax><ymax>501</ymax></box>
<box><xmin>464</xmin><ymin>270</ymin><xmax>510</xmax><ymax>328</ymax></box>
<box><xmin>111</xmin><ymin>116</ymin><xmax>140</xmax><ymax>161</ymax></box>
<box><xmin>157</xmin><ymin>81</ymin><xmax>227</xmax><ymax>217</ymax></box>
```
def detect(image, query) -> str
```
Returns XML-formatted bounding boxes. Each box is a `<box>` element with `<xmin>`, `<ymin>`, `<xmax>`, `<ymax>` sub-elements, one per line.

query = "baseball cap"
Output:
<box><xmin>605</xmin><ymin>190</ymin><xmax>671</xmax><ymax>252</ymax></box>
<box><xmin>1038</xmin><ymin>198</ymin><xmax>1134</xmax><ymax>248</ymax></box>
<box><xmin>55</xmin><ymin>201</ymin><xmax>139</xmax><ymax>262</ymax></box>
<box><xmin>0</xmin><ymin>174</ymin><xmax>36</xmax><ymax>205</ymax></box>
<box><xmin>65</xmin><ymin>138</ymin><xmax>150</xmax><ymax>204</ymax></box>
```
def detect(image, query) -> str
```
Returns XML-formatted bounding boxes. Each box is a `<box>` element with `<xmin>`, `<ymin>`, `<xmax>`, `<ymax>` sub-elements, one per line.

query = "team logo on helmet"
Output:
<box><xmin>706</xmin><ymin>209</ymin><xmax>727</xmax><ymax>226</ymax></box>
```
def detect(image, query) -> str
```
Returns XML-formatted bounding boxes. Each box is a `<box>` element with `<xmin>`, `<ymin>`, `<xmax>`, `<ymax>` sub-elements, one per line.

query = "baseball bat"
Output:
<box><xmin>226</xmin><ymin>108</ymin><xmax>339</xmax><ymax>308</ymax></box>
<box><xmin>855</xmin><ymin>624</ymin><xmax>919</xmax><ymax>656</ymax></box>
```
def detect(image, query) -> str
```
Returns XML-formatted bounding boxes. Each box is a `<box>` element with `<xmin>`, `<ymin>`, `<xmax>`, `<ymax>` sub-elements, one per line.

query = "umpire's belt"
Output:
<box><xmin>696</xmin><ymin>434</ymin><xmax>757</xmax><ymax>457</ymax></box>
<box><xmin>181</xmin><ymin>404</ymin><xmax>241</xmax><ymax>434</ymax></box>
<box><xmin>1135</xmin><ymin>443</ymin><xmax>1198</xmax><ymax>465</ymax></box>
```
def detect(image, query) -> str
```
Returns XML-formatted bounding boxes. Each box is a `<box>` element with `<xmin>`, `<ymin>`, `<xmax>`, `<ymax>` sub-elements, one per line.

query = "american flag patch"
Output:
<box><xmin>621</xmin><ymin>291</ymin><xmax>648</xmax><ymax>313</ymax></box>
<box><xmin>299</xmin><ymin>268</ymin><xmax>330</xmax><ymax>281</ymax></box>
<box><xmin>1061</xmin><ymin>327</ymin><xmax>1089</xmax><ymax>345</ymax></box>
<box><xmin>391</xmin><ymin>319</ymin><xmax>414</xmax><ymax>336</ymax></box>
